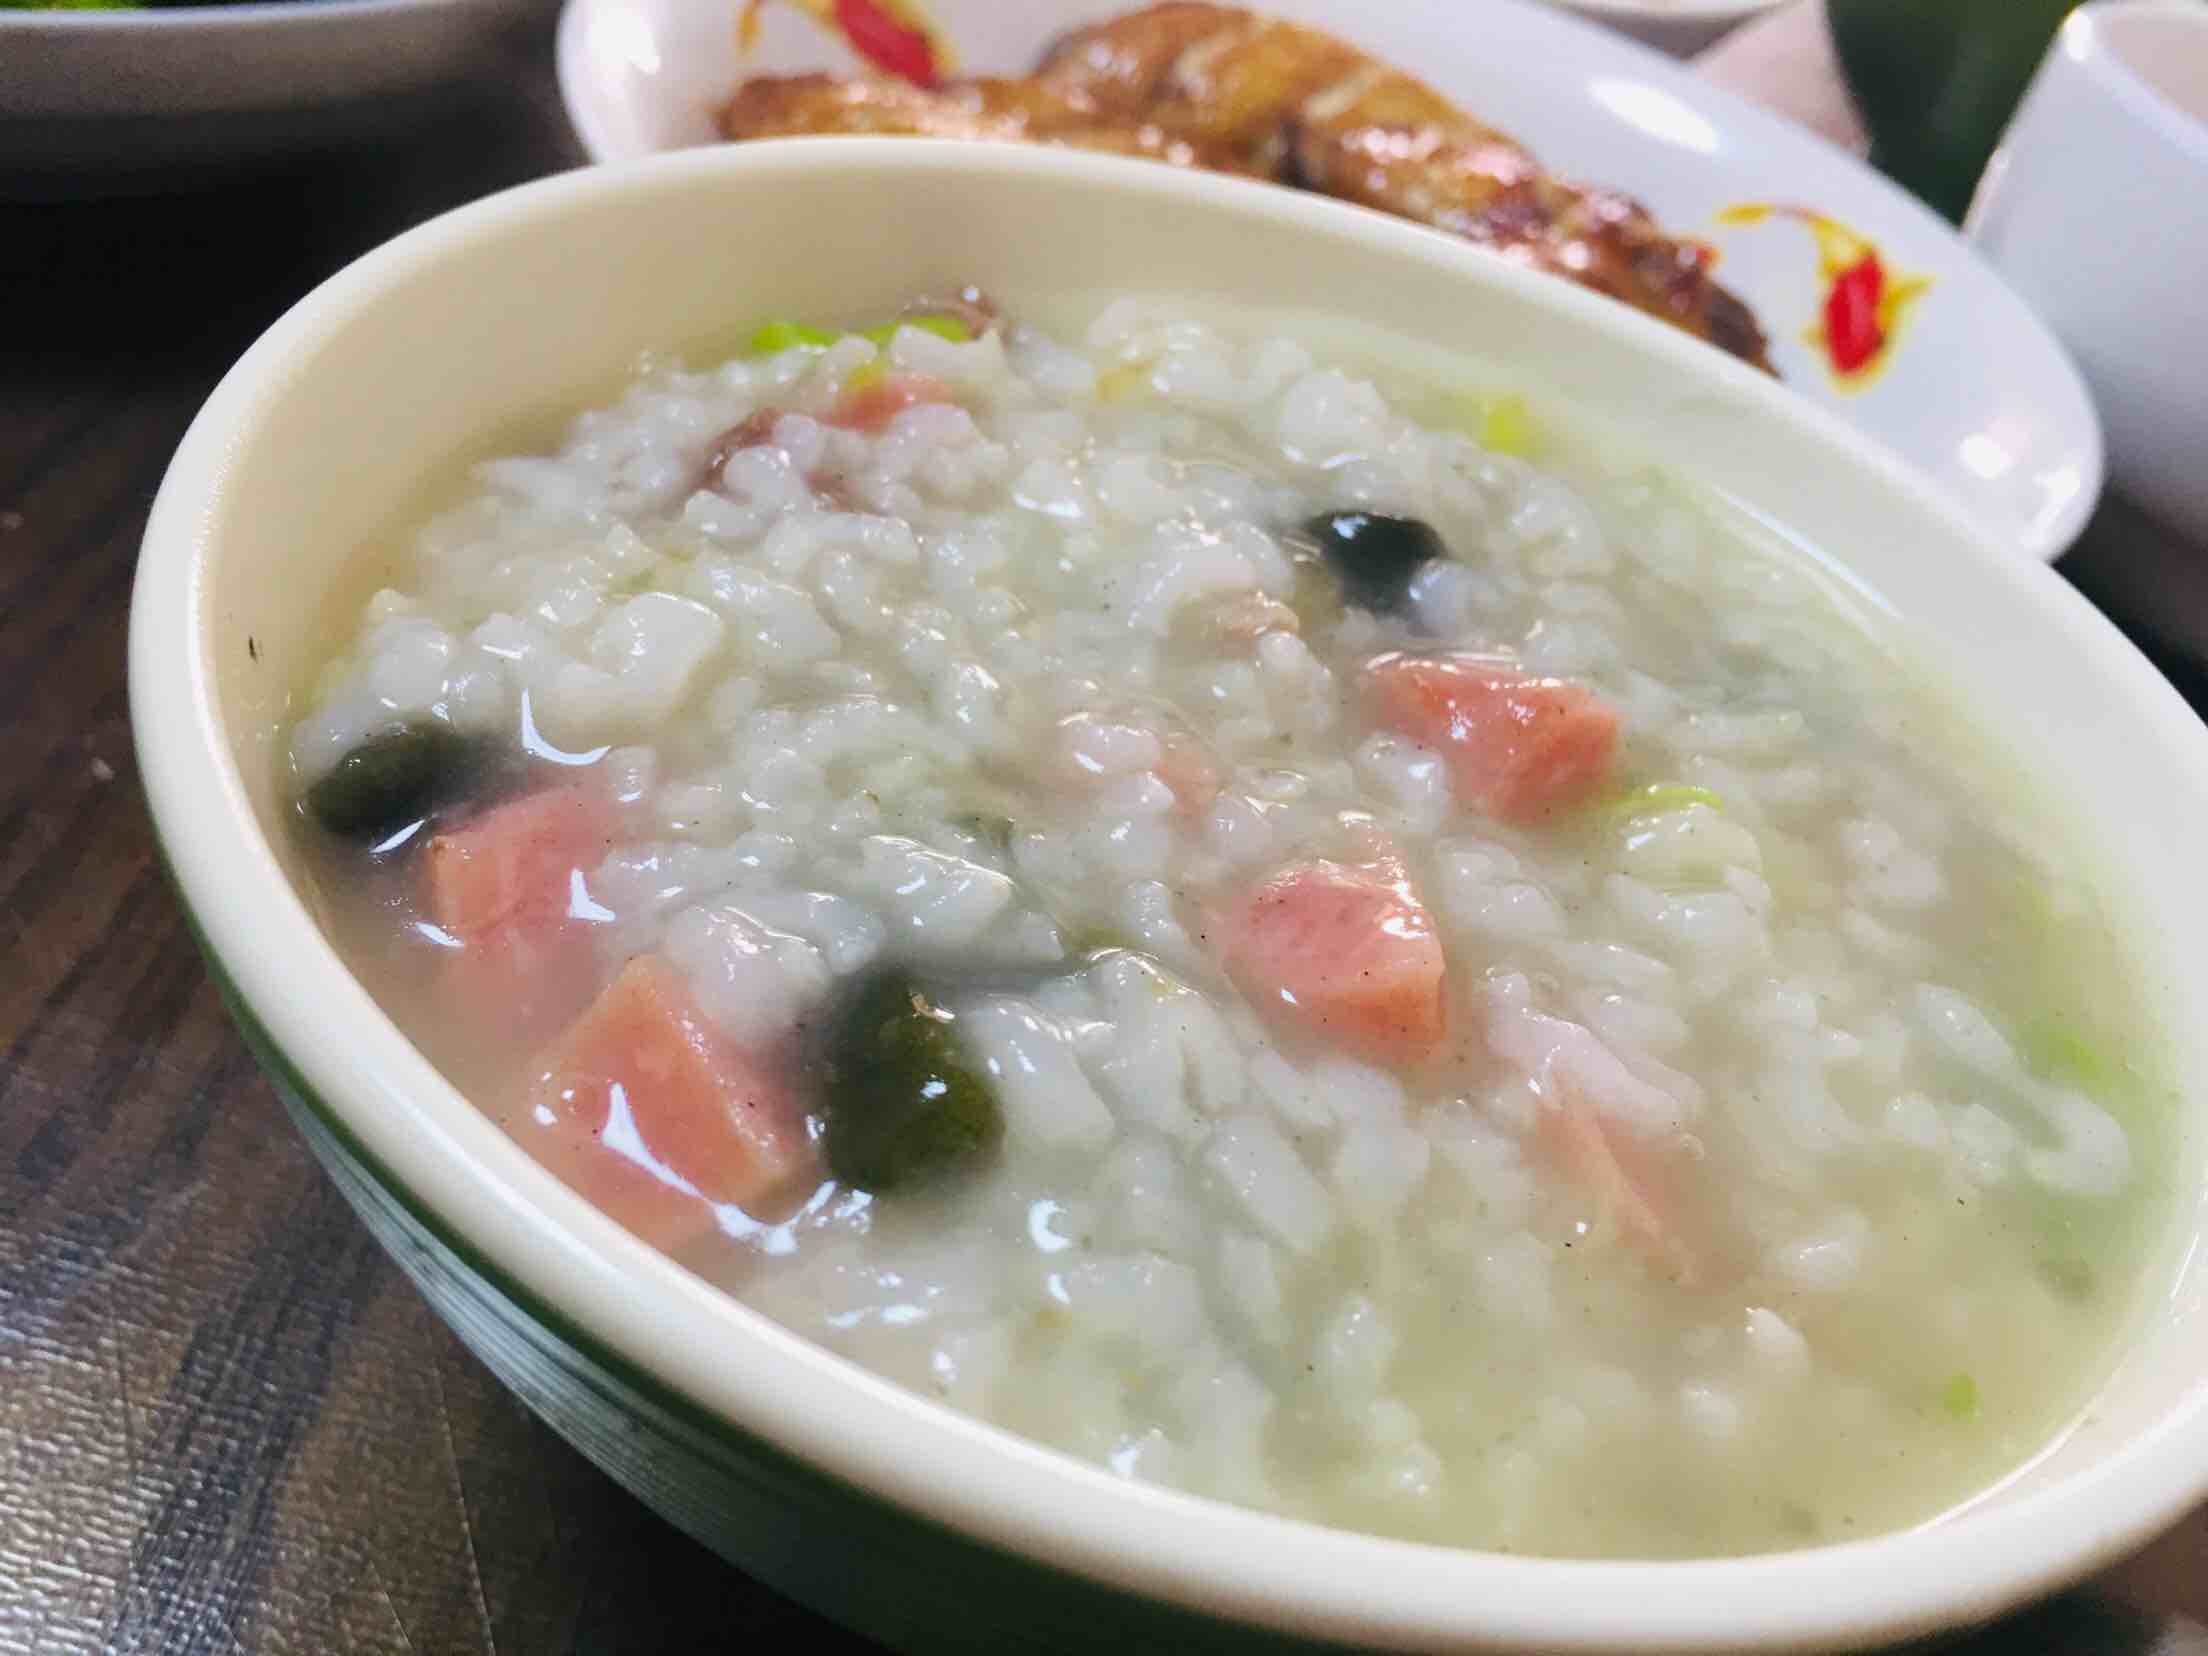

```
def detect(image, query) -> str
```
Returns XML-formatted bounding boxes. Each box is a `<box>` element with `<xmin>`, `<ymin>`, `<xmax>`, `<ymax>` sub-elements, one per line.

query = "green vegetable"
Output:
<box><xmin>1095</xmin><ymin>362</ymin><xmax>1150</xmax><ymax>403</ymax></box>
<box><xmin>747</xmin><ymin>319</ymin><xmax>839</xmax><ymax>354</ymax></box>
<box><xmin>2018</xmin><ymin>1018</ymin><xmax>2129</xmax><ymax>1097</ymax></box>
<box><xmin>304</xmin><ymin>724</ymin><xmax>499</xmax><ymax>843</ymax></box>
<box><xmin>862</xmin><ymin>313</ymin><xmax>973</xmax><ymax>346</ymax></box>
<box><xmin>909</xmin><ymin>314</ymin><xmax>975</xmax><ymax>342</ymax></box>
<box><xmin>1604</xmin><ymin>782</ymin><xmax>1726</xmax><ymax>827</ymax></box>
<box><xmin>817</xmin><ymin>968</ymin><xmax>1003</xmax><ymax>1193</ymax></box>
<box><xmin>2018</xmin><ymin>1014</ymin><xmax>2151</xmax><ymax>1140</ymax></box>
<box><xmin>1478</xmin><ymin>393</ymin><xmax>1538</xmax><ymax>457</ymax></box>
<box><xmin>1938</xmin><ymin>1372</ymin><xmax>1981</xmax><ymax>1422</ymax></box>
<box><xmin>749</xmin><ymin>314</ymin><xmax>975</xmax><ymax>356</ymax></box>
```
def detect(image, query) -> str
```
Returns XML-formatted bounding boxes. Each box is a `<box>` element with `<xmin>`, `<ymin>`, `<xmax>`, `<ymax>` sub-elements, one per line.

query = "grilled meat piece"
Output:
<box><xmin>720</xmin><ymin>73</ymin><xmax>1029</xmax><ymax>141</ymax></box>
<box><xmin>717</xmin><ymin>4</ymin><xmax>1773</xmax><ymax>371</ymax></box>
<box><xmin>1040</xmin><ymin>4</ymin><xmax>1772</xmax><ymax>369</ymax></box>
<box><xmin>717</xmin><ymin>70</ymin><xmax>1259</xmax><ymax>171</ymax></box>
<box><xmin>1037</xmin><ymin>3</ymin><xmax>1368</xmax><ymax>175</ymax></box>
<box><xmin>1030</xmin><ymin>0</ymin><xmax>1256</xmax><ymax>114</ymax></box>
<box><xmin>1283</xmin><ymin>61</ymin><xmax>1772</xmax><ymax>365</ymax></box>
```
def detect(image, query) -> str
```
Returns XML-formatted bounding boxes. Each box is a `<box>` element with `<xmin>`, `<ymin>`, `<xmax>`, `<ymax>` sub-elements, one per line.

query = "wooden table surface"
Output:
<box><xmin>5</xmin><ymin>23</ymin><xmax>2208</xmax><ymax>1655</ymax></box>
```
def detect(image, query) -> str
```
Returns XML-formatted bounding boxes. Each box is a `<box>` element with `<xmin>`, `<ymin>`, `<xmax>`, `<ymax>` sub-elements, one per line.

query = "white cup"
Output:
<box><xmin>1967</xmin><ymin>0</ymin><xmax>2208</xmax><ymax>545</ymax></box>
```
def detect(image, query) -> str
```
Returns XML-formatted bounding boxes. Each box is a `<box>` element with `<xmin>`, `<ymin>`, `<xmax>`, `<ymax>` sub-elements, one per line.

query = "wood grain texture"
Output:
<box><xmin>0</xmin><ymin>22</ymin><xmax>2203</xmax><ymax>1655</ymax></box>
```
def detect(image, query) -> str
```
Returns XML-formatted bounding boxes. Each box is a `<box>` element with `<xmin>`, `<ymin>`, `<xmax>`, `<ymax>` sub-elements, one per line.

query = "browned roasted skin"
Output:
<box><xmin>716</xmin><ymin>72</ymin><xmax>1257</xmax><ymax>171</ymax></box>
<box><xmin>720</xmin><ymin>74</ymin><xmax>1030</xmax><ymax>142</ymax></box>
<box><xmin>1286</xmin><ymin>65</ymin><xmax>1774</xmax><ymax>367</ymax></box>
<box><xmin>1037</xmin><ymin>3</ymin><xmax>1360</xmax><ymax>176</ymax></box>
<box><xmin>1032</xmin><ymin>1</ymin><xmax>1256</xmax><ymax>115</ymax></box>
<box><xmin>1037</xmin><ymin>4</ymin><xmax>1773</xmax><ymax>370</ymax></box>
<box><xmin>718</xmin><ymin>7</ymin><xmax>1772</xmax><ymax>370</ymax></box>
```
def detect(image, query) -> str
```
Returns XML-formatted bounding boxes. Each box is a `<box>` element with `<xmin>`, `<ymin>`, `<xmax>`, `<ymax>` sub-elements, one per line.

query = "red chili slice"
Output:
<box><xmin>1823</xmin><ymin>251</ymin><xmax>1885</xmax><ymax>376</ymax></box>
<box><xmin>833</xmin><ymin>0</ymin><xmax>939</xmax><ymax>86</ymax></box>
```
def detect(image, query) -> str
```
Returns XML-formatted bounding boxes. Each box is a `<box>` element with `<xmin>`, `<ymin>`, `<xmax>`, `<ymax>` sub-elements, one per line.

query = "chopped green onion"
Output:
<box><xmin>909</xmin><ymin>313</ymin><xmax>975</xmax><ymax>342</ymax></box>
<box><xmin>753</xmin><ymin>314</ymin><xmax>975</xmax><ymax>356</ymax></box>
<box><xmin>1478</xmin><ymin>392</ymin><xmax>1538</xmax><ymax>456</ymax></box>
<box><xmin>1938</xmin><ymin>1372</ymin><xmax>1980</xmax><ymax>1422</ymax></box>
<box><xmin>2018</xmin><ymin>1018</ymin><xmax>2126</xmax><ymax>1094</ymax></box>
<box><xmin>861</xmin><ymin>313</ymin><xmax>975</xmax><ymax>347</ymax></box>
<box><xmin>1604</xmin><ymin>782</ymin><xmax>1725</xmax><ymax>826</ymax></box>
<box><xmin>2018</xmin><ymin>1014</ymin><xmax>2151</xmax><ymax>1136</ymax></box>
<box><xmin>1096</xmin><ymin>362</ymin><xmax>1150</xmax><ymax>403</ymax></box>
<box><xmin>747</xmin><ymin>319</ymin><xmax>838</xmax><ymax>354</ymax></box>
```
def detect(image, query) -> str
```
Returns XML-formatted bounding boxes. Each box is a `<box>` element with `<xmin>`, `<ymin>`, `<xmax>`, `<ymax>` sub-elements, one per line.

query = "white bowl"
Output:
<box><xmin>1968</xmin><ymin>0</ymin><xmax>2208</xmax><ymax>547</ymax></box>
<box><xmin>1540</xmin><ymin>0</ymin><xmax>1787</xmax><ymax>58</ymax></box>
<box><xmin>131</xmin><ymin>139</ymin><xmax>2208</xmax><ymax>1652</ymax></box>
<box><xmin>0</xmin><ymin>0</ymin><xmax>541</xmax><ymax>191</ymax></box>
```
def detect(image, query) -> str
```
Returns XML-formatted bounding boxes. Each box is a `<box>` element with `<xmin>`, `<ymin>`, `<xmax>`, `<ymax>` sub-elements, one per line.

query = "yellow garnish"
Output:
<box><xmin>1939</xmin><ymin>1373</ymin><xmax>1981</xmax><ymax>1423</ymax></box>
<box><xmin>1096</xmin><ymin>362</ymin><xmax>1150</xmax><ymax>403</ymax></box>
<box><xmin>1478</xmin><ymin>393</ymin><xmax>1538</xmax><ymax>457</ymax></box>
<box><xmin>1603</xmin><ymin>782</ymin><xmax>1724</xmax><ymax>826</ymax></box>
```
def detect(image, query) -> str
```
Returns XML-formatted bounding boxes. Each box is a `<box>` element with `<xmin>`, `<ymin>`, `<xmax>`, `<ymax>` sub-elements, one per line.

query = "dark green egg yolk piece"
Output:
<box><xmin>1302</xmin><ymin>511</ymin><xmax>1448</xmax><ymax>616</ymax></box>
<box><xmin>817</xmin><ymin>968</ymin><xmax>1003</xmax><ymax>1194</ymax></box>
<box><xmin>305</xmin><ymin>724</ymin><xmax>500</xmax><ymax>844</ymax></box>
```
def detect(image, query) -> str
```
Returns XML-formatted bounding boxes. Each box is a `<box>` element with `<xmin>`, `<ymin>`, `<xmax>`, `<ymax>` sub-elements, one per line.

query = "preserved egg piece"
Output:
<box><xmin>1302</xmin><ymin>511</ymin><xmax>1448</xmax><ymax>617</ymax></box>
<box><xmin>816</xmin><ymin>967</ymin><xmax>1003</xmax><ymax>1193</ymax></box>
<box><xmin>304</xmin><ymin>724</ymin><xmax>507</xmax><ymax>844</ymax></box>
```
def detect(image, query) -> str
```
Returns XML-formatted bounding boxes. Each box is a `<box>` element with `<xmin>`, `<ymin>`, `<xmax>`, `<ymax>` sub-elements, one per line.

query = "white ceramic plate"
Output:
<box><xmin>0</xmin><ymin>0</ymin><xmax>541</xmax><ymax>192</ymax></box>
<box><xmin>1540</xmin><ymin>0</ymin><xmax>1788</xmax><ymax>60</ymax></box>
<box><xmin>556</xmin><ymin>0</ymin><xmax>2103</xmax><ymax>562</ymax></box>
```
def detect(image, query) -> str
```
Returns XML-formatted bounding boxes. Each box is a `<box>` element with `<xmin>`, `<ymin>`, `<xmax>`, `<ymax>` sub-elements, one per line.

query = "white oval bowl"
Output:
<box><xmin>131</xmin><ymin>139</ymin><xmax>2208</xmax><ymax>1653</ymax></box>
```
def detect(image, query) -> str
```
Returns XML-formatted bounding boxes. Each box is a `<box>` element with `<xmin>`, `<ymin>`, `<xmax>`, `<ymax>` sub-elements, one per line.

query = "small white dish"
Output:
<box><xmin>1968</xmin><ymin>0</ymin><xmax>2208</xmax><ymax>546</ymax></box>
<box><xmin>0</xmin><ymin>0</ymin><xmax>540</xmax><ymax>192</ymax></box>
<box><xmin>1539</xmin><ymin>0</ymin><xmax>1787</xmax><ymax>60</ymax></box>
<box><xmin>555</xmin><ymin>0</ymin><xmax>2104</xmax><ymax>563</ymax></box>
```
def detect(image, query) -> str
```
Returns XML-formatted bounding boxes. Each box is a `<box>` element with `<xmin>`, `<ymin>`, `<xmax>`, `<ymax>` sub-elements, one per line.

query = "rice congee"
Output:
<box><xmin>283</xmin><ymin>297</ymin><xmax>2176</xmax><ymax>1558</ymax></box>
